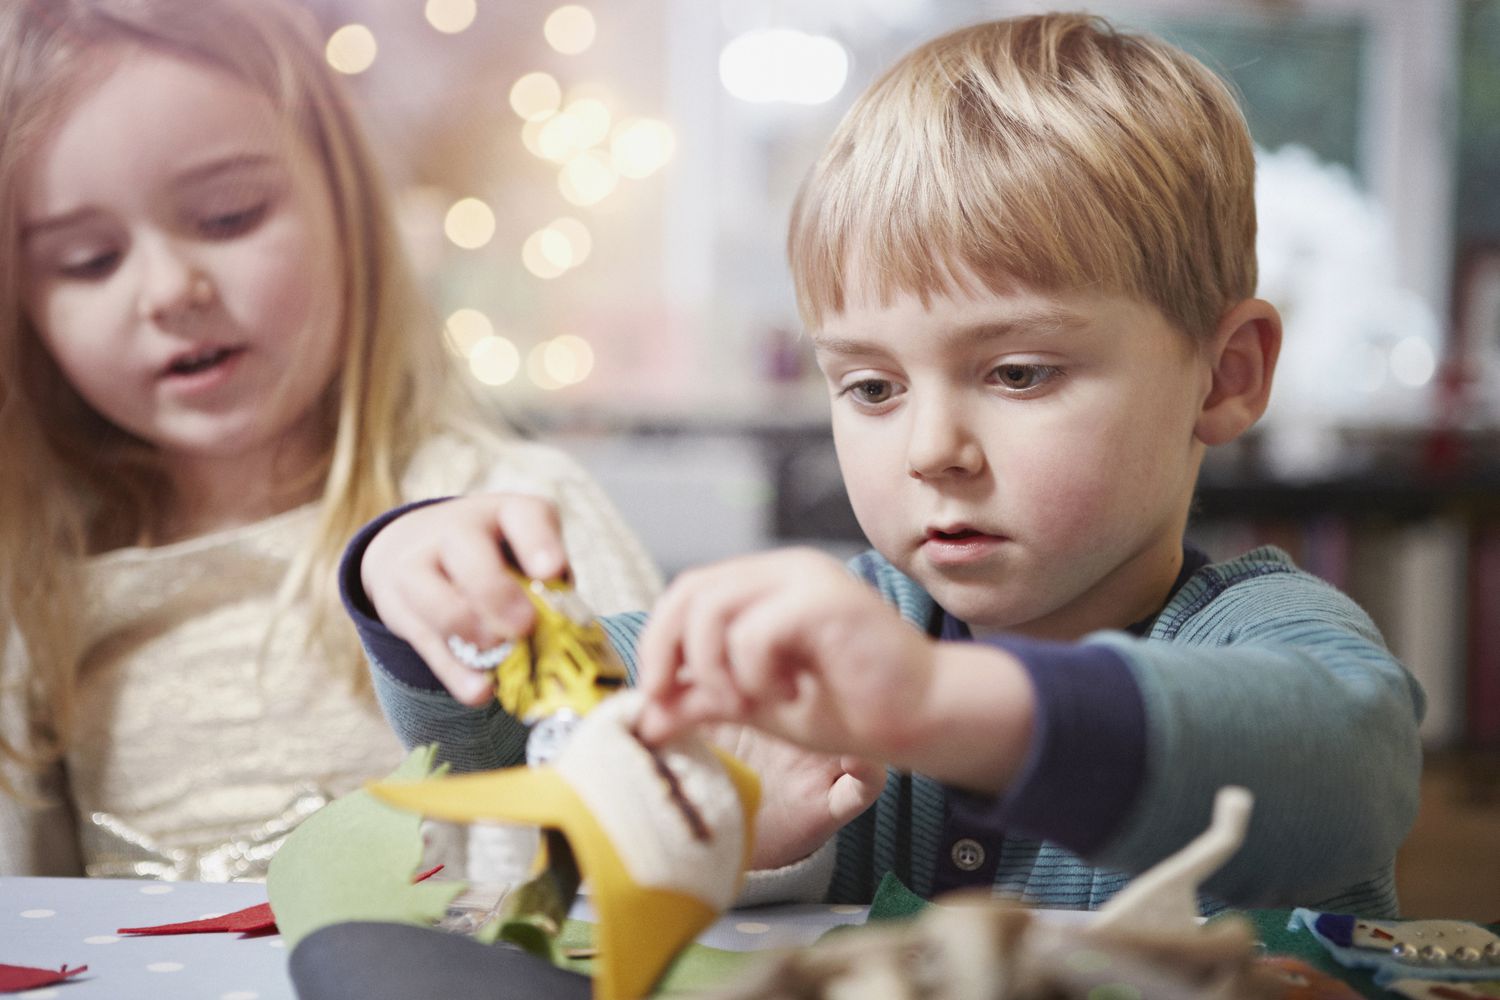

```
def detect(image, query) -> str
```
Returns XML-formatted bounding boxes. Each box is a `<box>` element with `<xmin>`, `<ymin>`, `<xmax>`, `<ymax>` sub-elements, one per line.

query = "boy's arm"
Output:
<box><xmin>1085</xmin><ymin>567</ymin><xmax>1423</xmax><ymax>905</ymax></box>
<box><xmin>981</xmin><ymin>562</ymin><xmax>1423</xmax><ymax>907</ymax></box>
<box><xmin>852</xmin><ymin>549</ymin><xmax>1421</xmax><ymax>908</ymax></box>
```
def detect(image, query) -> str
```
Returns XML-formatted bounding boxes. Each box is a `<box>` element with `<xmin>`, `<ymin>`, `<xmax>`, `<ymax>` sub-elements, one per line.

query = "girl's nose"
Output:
<box><xmin>136</xmin><ymin>238</ymin><xmax>214</xmax><ymax>323</ymax></box>
<box><xmin>905</xmin><ymin>398</ymin><xmax>985</xmax><ymax>480</ymax></box>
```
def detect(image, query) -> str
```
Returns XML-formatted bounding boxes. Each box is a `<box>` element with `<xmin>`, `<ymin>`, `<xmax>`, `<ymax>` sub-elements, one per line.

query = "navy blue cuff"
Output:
<box><xmin>338</xmin><ymin>498</ymin><xmax>454</xmax><ymax>692</ymax></box>
<box><xmin>948</xmin><ymin>636</ymin><xmax>1147</xmax><ymax>857</ymax></box>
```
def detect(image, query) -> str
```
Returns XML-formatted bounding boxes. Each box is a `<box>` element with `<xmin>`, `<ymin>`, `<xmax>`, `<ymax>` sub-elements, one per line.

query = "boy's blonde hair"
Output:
<box><xmin>0</xmin><ymin>0</ymin><xmax>464</xmax><ymax>771</ymax></box>
<box><xmin>788</xmin><ymin>12</ymin><xmax>1257</xmax><ymax>342</ymax></box>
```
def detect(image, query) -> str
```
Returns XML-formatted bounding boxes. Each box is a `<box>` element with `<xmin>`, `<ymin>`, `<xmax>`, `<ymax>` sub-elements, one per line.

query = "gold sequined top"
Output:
<box><xmin>0</xmin><ymin>433</ymin><xmax>662</xmax><ymax>880</ymax></box>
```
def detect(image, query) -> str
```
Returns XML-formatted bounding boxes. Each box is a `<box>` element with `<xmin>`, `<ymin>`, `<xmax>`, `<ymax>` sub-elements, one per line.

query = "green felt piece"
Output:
<box><xmin>555</xmin><ymin>919</ymin><xmax>755</xmax><ymax>995</ymax></box>
<box><xmin>267</xmin><ymin>745</ymin><xmax>466</xmax><ymax>949</ymax></box>
<box><xmin>867</xmin><ymin>870</ymin><xmax>930</xmax><ymax>923</ymax></box>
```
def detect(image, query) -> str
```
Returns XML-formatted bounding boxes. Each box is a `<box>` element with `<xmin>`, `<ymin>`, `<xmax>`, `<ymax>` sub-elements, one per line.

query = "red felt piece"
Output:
<box><xmin>118</xmin><ymin>901</ymin><xmax>275</xmax><ymax>936</ymax></box>
<box><xmin>117</xmin><ymin>863</ymin><xmax>444</xmax><ymax>937</ymax></box>
<box><xmin>0</xmin><ymin>963</ymin><xmax>87</xmax><ymax>992</ymax></box>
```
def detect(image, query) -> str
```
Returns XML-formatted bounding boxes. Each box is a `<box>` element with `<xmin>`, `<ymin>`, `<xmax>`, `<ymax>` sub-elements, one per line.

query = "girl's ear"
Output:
<box><xmin>1194</xmin><ymin>298</ymin><xmax>1282</xmax><ymax>446</ymax></box>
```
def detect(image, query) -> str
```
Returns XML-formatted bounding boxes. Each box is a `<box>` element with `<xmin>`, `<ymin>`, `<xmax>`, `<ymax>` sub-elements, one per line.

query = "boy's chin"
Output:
<box><xmin>909</xmin><ymin>570</ymin><xmax>1026</xmax><ymax>632</ymax></box>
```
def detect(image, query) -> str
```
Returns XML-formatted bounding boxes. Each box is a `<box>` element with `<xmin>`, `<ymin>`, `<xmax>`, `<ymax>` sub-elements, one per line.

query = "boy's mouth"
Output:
<box><xmin>927</xmin><ymin>526</ymin><xmax>984</xmax><ymax>541</ymax></box>
<box><xmin>162</xmin><ymin>345</ymin><xmax>245</xmax><ymax>377</ymax></box>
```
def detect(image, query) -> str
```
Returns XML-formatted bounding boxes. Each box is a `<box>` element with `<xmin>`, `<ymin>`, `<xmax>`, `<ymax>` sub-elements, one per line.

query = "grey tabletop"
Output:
<box><xmin>2</xmin><ymin>877</ymin><xmax>869</xmax><ymax>999</ymax></box>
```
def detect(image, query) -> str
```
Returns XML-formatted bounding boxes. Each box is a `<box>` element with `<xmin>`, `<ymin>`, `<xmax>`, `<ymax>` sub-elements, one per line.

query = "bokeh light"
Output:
<box><xmin>1390</xmin><ymin>336</ymin><xmax>1437</xmax><ymax>387</ymax></box>
<box><xmin>536</xmin><ymin>111</ymin><xmax>590</xmax><ymax>163</ymax></box>
<box><xmin>325</xmin><ymin>24</ymin><xmax>378</xmax><ymax>75</ymax></box>
<box><xmin>545</xmin><ymin>6</ymin><xmax>596</xmax><ymax>55</ymax></box>
<box><xmin>527</xmin><ymin>342</ymin><xmax>565</xmax><ymax>390</ymax></box>
<box><xmin>425</xmin><ymin>0</ymin><xmax>477</xmax><ymax>34</ymax></box>
<box><xmin>522</xmin><ymin>231</ymin><xmax>570</xmax><ymax>279</ymax></box>
<box><xmin>443</xmin><ymin>308</ymin><xmax>494</xmax><ymax>357</ymax></box>
<box><xmin>564</xmin><ymin>97</ymin><xmax>612</xmax><ymax>149</ymax></box>
<box><xmin>510</xmin><ymin>72</ymin><xmax>562</xmax><ymax>121</ymax></box>
<box><xmin>611</xmin><ymin>118</ymin><xmax>675</xmax><ymax>178</ymax></box>
<box><xmin>549</xmin><ymin>217</ymin><xmax>592</xmax><ymax>266</ymax></box>
<box><xmin>719</xmin><ymin>29</ymin><xmax>848</xmax><ymax>104</ymax></box>
<box><xmin>544</xmin><ymin>334</ymin><xmax>595</xmax><ymax>385</ymax></box>
<box><xmin>469</xmin><ymin>336</ymin><xmax>521</xmax><ymax>386</ymax></box>
<box><xmin>444</xmin><ymin>197</ymin><xmax>496</xmax><ymax>249</ymax></box>
<box><xmin>558</xmin><ymin>151</ymin><xmax>618</xmax><ymax>206</ymax></box>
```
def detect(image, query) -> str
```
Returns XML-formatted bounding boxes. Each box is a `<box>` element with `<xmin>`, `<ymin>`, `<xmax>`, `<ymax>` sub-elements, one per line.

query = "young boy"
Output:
<box><xmin>343</xmin><ymin>12</ymin><xmax>1423</xmax><ymax>916</ymax></box>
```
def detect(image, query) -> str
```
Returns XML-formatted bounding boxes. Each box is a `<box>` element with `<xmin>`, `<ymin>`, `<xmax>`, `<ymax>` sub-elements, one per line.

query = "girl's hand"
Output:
<box><xmin>708</xmin><ymin>724</ymin><xmax>884</xmax><ymax>870</ymax></box>
<box><xmin>633</xmin><ymin>548</ymin><xmax>938</xmax><ymax>761</ymax></box>
<box><xmin>361</xmin><ymin>493</ymin><xmax>568</xmax><ymax>706</ymax></box>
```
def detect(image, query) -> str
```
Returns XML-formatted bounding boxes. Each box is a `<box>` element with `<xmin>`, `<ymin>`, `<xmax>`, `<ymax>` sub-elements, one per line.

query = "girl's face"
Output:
<box><xmin>19</xmin><ymin>47</ymin><xmax>344</xmax><ymax>490</ymax></box>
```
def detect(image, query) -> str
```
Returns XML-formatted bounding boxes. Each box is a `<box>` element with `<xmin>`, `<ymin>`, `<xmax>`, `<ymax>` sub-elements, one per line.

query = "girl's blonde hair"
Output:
<box><xmin>0</xmin><ymin>0</ymin><xmax>464</xmax><ymax>772</ymax></box>
<box><xmin>788</xmin><ymin>12</ymin><xmax>1257</xmax><ymax>342</ymax></box>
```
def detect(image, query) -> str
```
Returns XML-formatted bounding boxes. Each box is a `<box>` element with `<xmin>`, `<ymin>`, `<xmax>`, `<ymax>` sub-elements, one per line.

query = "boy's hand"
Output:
<box><xmin>634</xmin><ymin>548</ymin><xmax>938</xmax><ymax>761</ymax></box>
<box><xmin>708</xmin><ymin>724</ymin><xmax>884</xmax><ymax>869</ymax></box>
<box><xmin>361</xmin><ymin>493</ymin><xmax>569</xmax><ymax>706</ymax></box>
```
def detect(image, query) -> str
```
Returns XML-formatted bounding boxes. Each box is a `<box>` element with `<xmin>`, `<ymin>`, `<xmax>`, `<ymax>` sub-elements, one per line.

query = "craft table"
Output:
<box><xmin>1</xmin><ymin>877</ymin><xmax>870</xmax><ymax>999</ymax></box>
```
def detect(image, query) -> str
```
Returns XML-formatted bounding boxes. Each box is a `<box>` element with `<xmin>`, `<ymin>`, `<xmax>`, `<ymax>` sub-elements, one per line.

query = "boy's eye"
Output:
<box><xmin>990</xmin><ymin>363</ymin><xmax>1058</xmax><ymax>391</ymax></box>
<box><xmin>196</xmin><ymin>201</ymin><xmax>269</xmax><ymax>239</ymax></box>
<box><xmin>844</xmin><ymin>379</ymin><xmax>895</xmax><ymax>405</ymax></box>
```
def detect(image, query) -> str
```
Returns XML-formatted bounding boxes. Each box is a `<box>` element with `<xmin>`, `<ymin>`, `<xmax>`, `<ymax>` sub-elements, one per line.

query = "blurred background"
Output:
<box><xmin>299</xmin><ymin>0</ymin><xmax>1498</xmax><ymax>916</ymax></box>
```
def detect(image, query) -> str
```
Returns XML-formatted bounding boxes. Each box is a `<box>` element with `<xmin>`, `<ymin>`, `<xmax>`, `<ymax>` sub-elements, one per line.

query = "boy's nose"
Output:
<box><xmin>905</xmin><ymin>399</ymin><xmax>985</xmax><ymax>480</ymax></box>
<box><xmin>136</xmin><ymin>238</ymin><xmax>213</xmax><ymax>323</ymax></box>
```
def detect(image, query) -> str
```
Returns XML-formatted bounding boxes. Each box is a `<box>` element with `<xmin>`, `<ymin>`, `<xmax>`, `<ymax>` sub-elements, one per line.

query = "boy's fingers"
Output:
<box><xmin>828</xmin><ymin>763</ymin><xmax>884</xmax><ymax>824</ymax></box>
<box><xmin>723</xmin><ymin>589</ymin><xmax>813</xmax><ymax>702</ymax></box>
<box><xmin>632</xmin><ymin>700</ymin><xmax>681</xmax><ymax>745</ymax></box>
<box><xmin>493</xmin><ymin>495</ymin><xmax>568</xmax><ymax>581</ymax></box>
<box><xmin>636</xmin><ymin>579</ymin><xmax>695</xmax><ymax>699</ymax></box>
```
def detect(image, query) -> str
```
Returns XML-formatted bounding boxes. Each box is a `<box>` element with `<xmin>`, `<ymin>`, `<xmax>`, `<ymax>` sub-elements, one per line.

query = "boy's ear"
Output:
<box><xmin>1194</xmin><ymin>298</ymin><xmax>1282</xmax><ymax>447</ymax></box>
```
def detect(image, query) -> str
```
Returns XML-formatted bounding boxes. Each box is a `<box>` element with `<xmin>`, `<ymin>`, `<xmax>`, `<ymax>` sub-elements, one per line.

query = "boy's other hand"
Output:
<box><xmin>361</xmin><ymin>493</ymin><xmax>569</xmax><ymax>706</ymax></box>
<box><xmin>708</xmin><ymin>724</ymin><xmax>884</xmax><ymax>869</ymax></box>
<box><xmin>634</xmin><ymin>548</ymin><xmax>936</xmax><ymax>762</ymax></box>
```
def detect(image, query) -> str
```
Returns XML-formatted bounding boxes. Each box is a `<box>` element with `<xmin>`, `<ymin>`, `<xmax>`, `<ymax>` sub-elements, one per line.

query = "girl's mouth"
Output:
<box><xmin>163</xmin><ymin>345</ymin><xmax>243</xmax><ymax>377</ymax></box>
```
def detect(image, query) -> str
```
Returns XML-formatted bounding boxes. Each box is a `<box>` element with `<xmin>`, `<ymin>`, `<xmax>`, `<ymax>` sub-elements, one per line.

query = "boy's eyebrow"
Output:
<box><xmin>955</xmin><ymin>307</ymin><xmax>1092</xmax><ymax>341</ymax></box>
<box><xmin>812</xmin><ymin>306</ymin><xmax>1091</xmax><ymax>355</ymax></box>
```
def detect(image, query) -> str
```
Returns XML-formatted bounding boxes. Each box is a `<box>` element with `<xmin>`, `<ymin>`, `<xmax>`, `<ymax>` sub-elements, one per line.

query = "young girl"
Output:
<box><xmin>0</xmin><ymin>0</ymin><xmax>661</xmax><ymax>879</ymax></box>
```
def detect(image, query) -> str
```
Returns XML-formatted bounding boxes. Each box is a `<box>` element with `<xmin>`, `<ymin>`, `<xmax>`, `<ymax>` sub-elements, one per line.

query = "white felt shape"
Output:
<box><xmin>554</xmin><ymin>691</ymin><xmax>747</xmax><ymax>910</ymax></box>
<box><xmin>1091</xmin><ymin>786</ymin><xmax>1253</xmax><ymax>935</ymax></box>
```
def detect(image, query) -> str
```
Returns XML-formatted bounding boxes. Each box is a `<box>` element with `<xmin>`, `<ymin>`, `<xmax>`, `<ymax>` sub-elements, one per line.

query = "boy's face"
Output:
<box><xmin>813</xmin><ymin>275</ymin><xmax>1212</xmax><ymax>639</ymax></box>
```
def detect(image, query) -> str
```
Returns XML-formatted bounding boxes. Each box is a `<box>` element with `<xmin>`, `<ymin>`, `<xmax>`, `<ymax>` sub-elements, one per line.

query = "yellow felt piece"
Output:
<box><xmin>371</xmin><ymin>765</ymin><xmax>724</xmax><ymax>1000</ymax></box>
<box><xmin>370</xmin><ymin>766</ymin><xmax>571</xmax><ymax>829</ymax></box>
<box><xmin>493</xmin><ymin>575</ymin><xmax>626</xmax><ymax>721</ymax></box>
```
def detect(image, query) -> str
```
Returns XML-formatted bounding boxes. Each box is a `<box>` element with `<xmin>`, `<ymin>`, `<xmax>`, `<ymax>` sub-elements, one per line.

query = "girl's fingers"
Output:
<box><xmin>380</xmin><ymin>569</ymin><xmax>496</xmax><ymax>704</ymax></box>
<box><xmin>437</xmin><ymin>533</ymin><xmax>535</xmax><ymax>636</ymax></box>
<box><xmin>493</xmin><ymin>494</ymin><xmax>568</xmax><ymax>581</ymax></box>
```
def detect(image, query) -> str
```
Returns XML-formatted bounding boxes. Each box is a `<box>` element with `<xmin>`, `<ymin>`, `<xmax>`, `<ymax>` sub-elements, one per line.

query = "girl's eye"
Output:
<box><xmin>990</xmin><ymin>363</ymin><xmax>1059</xmax><ymax>391</ymax></box>
<box><xmin>197</xmin><ymin>201</ymin><xmax>269</xmax><ymax>239</ymax></box>
<box><xmin>58</xmin><ymin>250</ymin><xmax>122</xmax><ymax>281</ymax></box>
<box><xmin>843</xmin><ymin>379</ymin><xmax>896</xmax><ymax>405</ymax></box>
